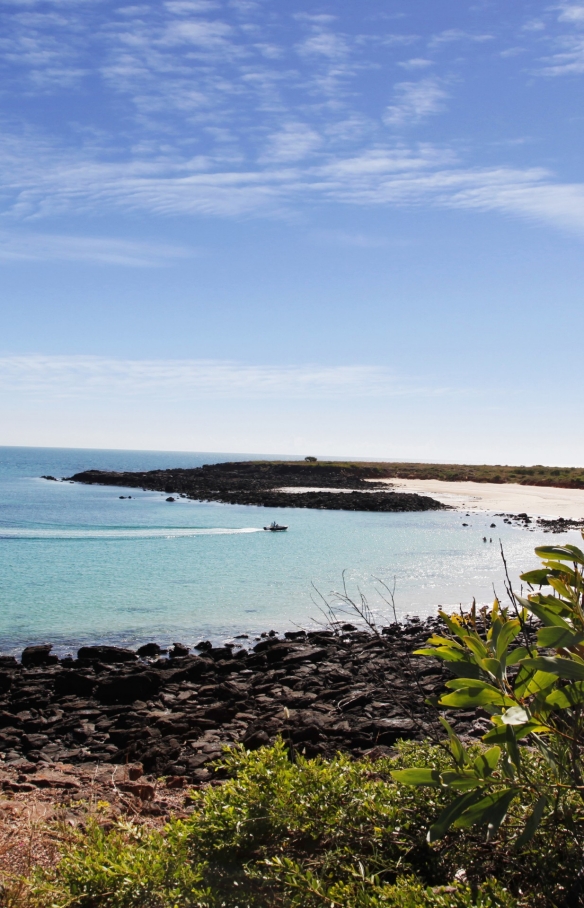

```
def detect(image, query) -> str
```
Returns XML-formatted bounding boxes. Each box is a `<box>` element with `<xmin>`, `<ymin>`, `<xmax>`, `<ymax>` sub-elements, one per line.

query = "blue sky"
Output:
<box><xmin>1</xmin><ymin>0</ymin><xmax>583</xmax><ymax>463</ymax></box>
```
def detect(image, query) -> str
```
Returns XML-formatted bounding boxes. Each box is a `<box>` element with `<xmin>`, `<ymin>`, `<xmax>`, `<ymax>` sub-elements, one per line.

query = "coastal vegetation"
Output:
<box><xmin>360</xmin><ymin>462</ymin><xmax>584</xmax><ymax>489</ymax></box>
<box><xmin>4</xmin><ymin>536</ymin><xmax>584</xmax><ymax>907</ymax></box>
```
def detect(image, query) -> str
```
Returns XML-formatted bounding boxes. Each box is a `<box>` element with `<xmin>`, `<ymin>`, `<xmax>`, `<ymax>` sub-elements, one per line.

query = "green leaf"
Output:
<box><xmin>439</xmin><ymin>611</ymin><xmax>469</xmax><ymax>641</ymax></box>
<box><xmin>440</xmin><ymin>771</ymin><xmax>483</xmax><ymax>791</ymax></box>
<box><xmin>439</xmin><ymin>716</ymin><xmax>468</xmax><ymax>767</ymax></box>
<box><xmin>461</xmin><ymin>634</ymin><xmax>489</xmax><ymax>660</ymax></box>
<box><xmin>506</xmin><ymin>646</ymin><xmax>530</xmax><ymax>666</ymax></box>
<box><xmin>445</xmin><ymin>678</ymin><xmax>501</xmax><ymax>691</ymax></box>
<box><xmin>427</xmin><ymin>790</ymin><xmax>483</xmax><ymax>842</ymax></box>
<box><xmin>473</xmin><ymin>746</ymin><xmax>501</xmax><ymax>779</ymax></box>
<box><xmin>520</xmin><ymin>569</ymin><xmax>551</xmax><ymax>586</ymax></box>
<box><xmin>493</xmin><ymin>620</ymin><xmax>521</xmax><ymax>659</ymax></box>
<box><xmin>504</xmin><ymin>724</ymin><xmax>521</xmax><ymax>773</ymax></box>
<box><xmin>453</xmin><ymin>788</ymin><xmax>517</xmax><ymax>841</ymax></box>
<box><xmin>515</xmin><ymin>795</ymin><xmax>548</xmax><ymax>848</ymax></box>
<box><xmin>535</xmin><ymin>544</ymin><xmax>584</xmax><ymax>566</ymax></box>
<box><xmin>502</xmin><ymin>706</ymin><xmax>530</xmax><ymax>726</ymax></box>
<box><xmin>522</xmin><ymin>656</ymin><xmax>584</xmax><ymax>681</ymax></box>
<box><xmin>514</xmin><ymin>667</ymin><xmax>556</xmax><ymax>699</ymax></box>
<box><xmin>413</xmin><ymin>647</ymin><xmax>470</xmax><ymax>663</ymax></box>
<box><xmin>537</xmin><ymin>627</ymin><xmax>584</xmax><ymax>649</ymax></box>
<box><xmin>518</xmin><ymin>599</ymin><xmax>571</xmax><ymax>629</ymax></box>
<box><xmin>426</xmin><ymin>635</ymin><xmax>465</xmax><ymax>650</ymax></box>
<box><xmin>482</xmin><ymin>657</ymin><xmax>503</xmax><ymax>678</ymax></box>
<box><xmin>548</xmin><ymin>576</ymin><xmax>578</xmax><ymax>601</ymax></box>
<box><xmin>390</xmin><ymin>769</ymin><xmax>441</xmax><ymax>787</ymax></box>
<box><xmin>440</xmin><ymin>687</ymin><xmax>515</xmax><ymax>709</ymax></box>
<box><xmin>546</xmin><ymin>681</ymin><xmax>584</xmax><ymax>709</ymax></box>
<box><xmin>483</xmin><ymin>719</ymin><xmax>547</xmax><ymax>743</ymax></box>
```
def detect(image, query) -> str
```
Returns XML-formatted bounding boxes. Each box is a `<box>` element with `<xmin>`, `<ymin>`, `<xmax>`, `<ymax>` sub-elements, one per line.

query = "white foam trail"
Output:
<box><xmin>0</xmin><ymin>527</ymin><xmax>265</xmax><ymax>539</ymax></box>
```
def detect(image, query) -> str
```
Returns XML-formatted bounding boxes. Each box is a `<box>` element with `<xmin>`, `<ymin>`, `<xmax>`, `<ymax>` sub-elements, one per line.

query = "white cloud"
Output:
<box><xmin>429</xmin><ymin>29</ymin><xmax>493</xmax><ymax>48</ymax></box>
<box><xmin>384</xmin><ymin>78</ymin><xmax>448</xmax><ymax>126</ymax></box>
<box><xmin>0</xmin><ymin>233</ymin><xmax>193</xmax><ymax>265</ymax></box>
<box><xmin>539</xmin><ymin>4</ymin><xmax>584</xmax><ymax>74</ymax></box>
<box><xmin>162</xmin><ymin>18</ymin><xmax>233</xmax><ymax>48</ymax></box>
<box><xmin>259</xmin><ymin>122</ymin><xmax>322</xmax><ymax>163</ymax></box>
<box><xmin>4</xmin><ymin>129</ymin><xmax>584</xmax><ymax>238</ymax></box>
<box><xmin>296</xmin><ymin>31</ymin><xmax>348</xmax><ymax>60</ymax></box>
<box><xmin>558</xmin><ymin>4</ymin><xmax>584</xmax><ymax>24</ymax></box>
<box><xmin>397</xmin><ymin>58</ymin><xmax>433</xmax><ymax>70</ymax></box>
<box><xmin>0</xmin><ymin>355</ymin><xmax>440</xmax><ymax>400</ymax></box>
<box><xmin>542</xmin><ymin>34</ymin><xmax>584</xmax><ymax>74</ymax></box>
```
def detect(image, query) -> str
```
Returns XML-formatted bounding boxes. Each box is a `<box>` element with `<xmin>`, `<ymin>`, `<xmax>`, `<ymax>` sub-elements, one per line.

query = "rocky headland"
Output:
<box><xmin>66</xmin><ymin>461</ymin><xmax>448</xmax><ymax>512</ymax></box>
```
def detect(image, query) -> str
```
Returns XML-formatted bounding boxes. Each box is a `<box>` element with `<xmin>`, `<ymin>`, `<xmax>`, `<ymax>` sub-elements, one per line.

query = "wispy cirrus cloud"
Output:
<box><xmin>428</xmin><ymin>29</ymin><xmax>494</xmax><ymax>48</ymax></box>
<box><xmin>538</xmin><ymin>4</ymin><xmax>584</xmax><ymax>75</ymax></box>
<box><xmin>1</xmin><ymin>0</ymin><xmax>584</xmax><ymax>245</ymax></box>
<box><xmin>0</xmin><ymin>354</ymin><xmax>445</xmax><ymax>400</ymax></box>
<box><xmin>3</xmin><ymin>130</ymin><xmax>584</xmax><ymax>238</ymax></box>
<box><xmin>0</xmin><ymin>232</ymin><xmax>193</xmax><ymax>265</ymax></box>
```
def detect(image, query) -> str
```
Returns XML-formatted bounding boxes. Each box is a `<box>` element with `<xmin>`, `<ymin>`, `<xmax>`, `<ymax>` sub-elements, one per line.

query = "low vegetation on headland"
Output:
<box><xmin>5</xmin><ymin>535</ymin><xmax>584</xmax><ymax>907</ymax></box>
<box><xmin>357</xmin><ymin>461</ymin><xmax>584</xmax><ymax>488</ymax></box>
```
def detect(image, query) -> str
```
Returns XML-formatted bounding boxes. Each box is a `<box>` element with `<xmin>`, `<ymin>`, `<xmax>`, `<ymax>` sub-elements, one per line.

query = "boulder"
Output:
<box><xmin>243</xmin><ymin>729</ymin><xmax>270</xmax><ymax>750</ymax></box>
<box><xmin>54</xmin><ymin>671</ymin><xmax>96</xmax><ymax>698</ymax></box>
<box><xmin>77</xmin><ymin>645</ymin><xmax>137</xmax><ymax>663</ymax></box>
<box><xmin>169</xmin><ymin>643</ymin><xmax>190</xmax><ymax>659</ymax></box>
<box><xmin>96</xmin><ymin>671</ymin><xmax>162</xmax><ymax>705</ymax></box>
<box><xmin>21</xmin><ymin>644</ymin><xmax>58</xmax><ymax>667</ymax></box>
<box><xmin>137</xmin><ymin>643</ymin><xmax>161</xmax><ymax>658</ymax></box>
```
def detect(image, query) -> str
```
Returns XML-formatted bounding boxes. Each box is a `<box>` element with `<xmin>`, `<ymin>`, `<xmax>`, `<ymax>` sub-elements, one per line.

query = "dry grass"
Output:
<box><xmin>0</xmin><ymin>760</ymin><xmax>194</xmax><ymax>906</ymax></box>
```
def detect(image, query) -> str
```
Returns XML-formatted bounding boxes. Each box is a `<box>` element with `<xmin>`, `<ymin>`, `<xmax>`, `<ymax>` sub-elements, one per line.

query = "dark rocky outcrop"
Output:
<box><xmin>66</xmin><ymin>461</ymin><xmax>448</xmax><ymax>513</ymax></box>
<box><xmin>21</xmin><ymin>645</ymin><xmax>58</xmax><ymax>667</ymax></box>
<box><xmin>77</xmin><ymin>646</ymin><xmax>138</xmax><ymax>663</ymax></box>
<box><xmin>495</xmin><ymin>513</ymin><xmax>584</xmax><ymax>533</ymax></box>
<box><xmin>0</xmin><ymin>620</ymin><xmax>493</xmax><ymax>782</ymax></box>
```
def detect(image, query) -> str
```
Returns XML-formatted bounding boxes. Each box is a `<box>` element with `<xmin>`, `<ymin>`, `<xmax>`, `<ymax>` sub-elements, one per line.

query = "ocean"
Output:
<box><xmin>0</xmin><ymin>446</ymin><xmax>571</xmax><ymax>656</ymax></box>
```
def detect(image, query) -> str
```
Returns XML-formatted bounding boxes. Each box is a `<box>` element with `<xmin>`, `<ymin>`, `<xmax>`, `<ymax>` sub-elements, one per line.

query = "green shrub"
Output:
<box><xmin>29</xmin><ymin>739</ymin><xmax>583</xmax><ymax>908</ymax></box>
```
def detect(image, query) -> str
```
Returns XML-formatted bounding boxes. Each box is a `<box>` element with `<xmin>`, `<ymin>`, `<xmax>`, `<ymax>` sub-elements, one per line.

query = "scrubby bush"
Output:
<box><xmin>26</xmin><ymin>738</ymin><xmax>581</xmax><ymax>908</ymax></box>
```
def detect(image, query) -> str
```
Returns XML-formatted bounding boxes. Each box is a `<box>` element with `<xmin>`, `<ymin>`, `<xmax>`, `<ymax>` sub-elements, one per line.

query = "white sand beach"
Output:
<box><xmin>372</xmin><ymin>479</ymin><xmax>584</xmax><ymax>519</ymax></box>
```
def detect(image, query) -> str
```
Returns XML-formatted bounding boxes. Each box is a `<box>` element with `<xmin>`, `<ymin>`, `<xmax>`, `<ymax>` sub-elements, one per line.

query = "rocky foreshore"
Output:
<box><xmin>0</xmin><ymin>622</ymin><xmax>486</xmax><ymax>794</ymax></box>
<box><xmin>65</xmin><ymin>461</ymin><xmax>448</xmax><ymax>512</ymax></box>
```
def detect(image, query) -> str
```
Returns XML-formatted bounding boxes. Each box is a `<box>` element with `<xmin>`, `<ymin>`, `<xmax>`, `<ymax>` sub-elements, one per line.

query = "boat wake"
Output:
<box><xmin>0</xmin><ymin>527</ymin><xmax>265</xmax><ymax>540</ymax></box>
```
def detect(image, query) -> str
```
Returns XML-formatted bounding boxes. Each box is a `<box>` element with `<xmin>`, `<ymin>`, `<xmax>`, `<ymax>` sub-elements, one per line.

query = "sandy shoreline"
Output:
<box><xmin>371</xmin><ymin>478</ymin><xmax>584</xmax><ymax>519</ymax></box>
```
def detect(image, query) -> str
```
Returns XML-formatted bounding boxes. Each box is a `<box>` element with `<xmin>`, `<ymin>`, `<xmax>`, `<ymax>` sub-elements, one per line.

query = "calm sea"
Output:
<box><xmin>0</xmin><ymin>446</ymin><xmax>572</xmax><ymax>656</ymax></box>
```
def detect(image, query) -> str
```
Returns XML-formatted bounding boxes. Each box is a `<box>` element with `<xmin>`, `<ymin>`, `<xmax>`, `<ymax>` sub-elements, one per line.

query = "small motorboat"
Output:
<box><xmin>264</xmin><ymin>521</ymin><xmax>288</xmax><ymax>531</ymax></box>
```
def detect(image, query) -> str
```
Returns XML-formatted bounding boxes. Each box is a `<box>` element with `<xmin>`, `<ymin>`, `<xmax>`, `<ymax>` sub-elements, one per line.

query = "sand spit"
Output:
<box><xmin>371</xmin><ymin>478</ymin><xmax>584</xmax><ymax>520</ymax></box>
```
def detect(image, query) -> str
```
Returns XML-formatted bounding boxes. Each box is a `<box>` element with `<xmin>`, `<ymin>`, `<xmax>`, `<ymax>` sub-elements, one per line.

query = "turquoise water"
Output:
<box><xmin>0</xmin><ymin>446</ymin><xmax>574</xmax><ymax>655</ymax></box>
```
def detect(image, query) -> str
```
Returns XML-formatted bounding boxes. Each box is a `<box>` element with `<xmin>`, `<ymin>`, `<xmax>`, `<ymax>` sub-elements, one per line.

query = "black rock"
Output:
<box><xmin>77</xmin><ymin>645</ymin><xmax>137</xmax><ymax>663</ymax></box>
<box><xmin>169</xmin><ymin>643</ymin><xmax>190</xmax><ymax>659</ymax></box>
<box><xmin>137</xmin><ymin>642</ymin><xmax>161</xmax><ymax>658</ymax></box>
<box><xmin>54</xmin><ymin>671</ymin><xmax>96</xmax><ymax>698</ymax></box>
<box><xmin>243</xmin><ymin>729</ymin><xmax>270</xmax><ymax>750</ymax></box>
<box><xmin>96</xmin><ymin>672</ymin><xmax>162</xmax><ymax>705</ymax></box>
<box><xmin>0</xmin><ymin>656</ymin><xmax>17</xmax><ymax>668</ymax></box>
<box><xmin>21</xmin><ymin>644</ymin><xmax>58</xmax><ymax>667</ymax></box>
